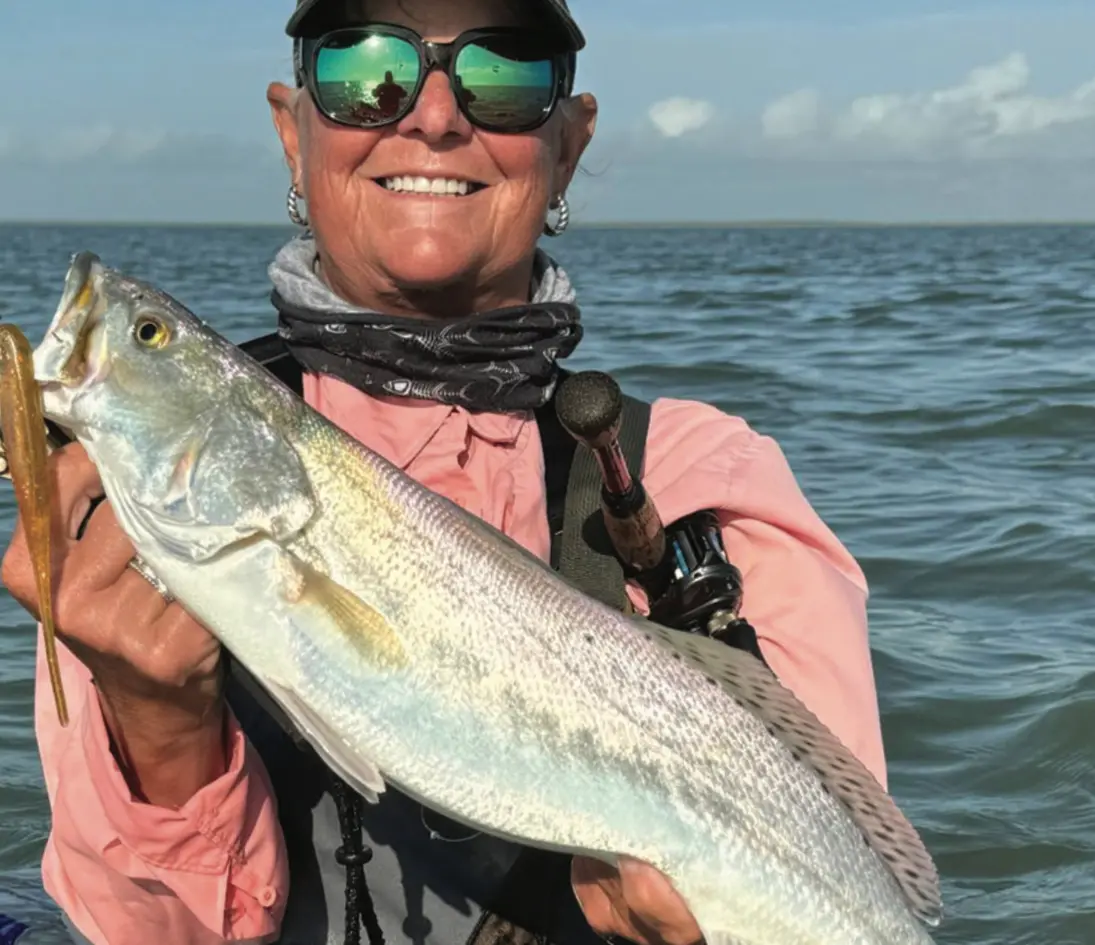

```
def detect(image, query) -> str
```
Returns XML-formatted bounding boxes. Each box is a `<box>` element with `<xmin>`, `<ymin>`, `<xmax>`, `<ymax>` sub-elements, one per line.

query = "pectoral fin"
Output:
<box><xmin>264</xmin><ymin>556</ymin><xmax>409</xmax><ymax>804</ymax></box>
<box><xmin>288</xmin><ymin>556</ymin><xmax>408</xmax><ymax>672</ymax></box>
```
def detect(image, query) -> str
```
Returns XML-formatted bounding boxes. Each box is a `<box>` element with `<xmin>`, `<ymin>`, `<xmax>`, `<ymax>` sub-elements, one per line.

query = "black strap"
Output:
<box><xmin>532</xmin><ymin>369</ymin><xmax>652</xmax><ymax>592</ymax></box>
<box><xmin>532</xmin><ymin>384</ymin><xmax>577</xmax><ymax>572</ymax></box>
<box><xmin>557</xmin><ymin>394</ymin><xmax>650</xmax><ymax>611</ymax></box>
<box><xmin>239</xmin><ymin>331</ymin><xmax>304</xmax><ymax>392</ymax></box>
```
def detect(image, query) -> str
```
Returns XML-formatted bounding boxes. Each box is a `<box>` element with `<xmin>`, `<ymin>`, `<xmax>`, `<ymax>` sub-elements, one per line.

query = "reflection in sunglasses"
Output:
<box><xmin>309</xmin><ymin>30</ymin><xmax>560</xmax><ymax>132</ymax></box>
<box><xmin>373</xmin><ymin>72</ymin><xmax>408</xmax><ymax>118</ymax></box>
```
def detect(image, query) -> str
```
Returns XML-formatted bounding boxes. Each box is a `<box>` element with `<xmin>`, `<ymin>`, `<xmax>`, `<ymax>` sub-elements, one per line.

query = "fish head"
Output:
<box><xmin>33</xmin><ymin>251</ymin><xmax>246</xmax><ymax>491</ymax></box>
<box><xmin>32</xmin><ymin>251</ymin><xmax>317</xmax><ymax>566</ymax></box>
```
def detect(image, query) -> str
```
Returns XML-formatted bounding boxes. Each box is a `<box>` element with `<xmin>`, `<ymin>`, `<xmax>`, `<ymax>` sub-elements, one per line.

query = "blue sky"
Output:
<box><xmin>3</xmin><ymin>1</ymin><xmax>1095</xmax><ymax>223</ymax></box>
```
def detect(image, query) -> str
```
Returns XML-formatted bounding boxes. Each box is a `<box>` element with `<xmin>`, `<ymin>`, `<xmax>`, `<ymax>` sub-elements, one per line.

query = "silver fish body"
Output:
<box><xmin>29</xmin><ymin>252</ymin><xmax>941</xmax><ymax>945</ymax></box>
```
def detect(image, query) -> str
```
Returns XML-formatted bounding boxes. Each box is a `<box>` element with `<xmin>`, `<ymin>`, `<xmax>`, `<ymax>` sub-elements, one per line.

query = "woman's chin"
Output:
<box><xmin>375</xmin><ymin>234</ymin><xmax>487</xmax><ymax>291</ymax></box>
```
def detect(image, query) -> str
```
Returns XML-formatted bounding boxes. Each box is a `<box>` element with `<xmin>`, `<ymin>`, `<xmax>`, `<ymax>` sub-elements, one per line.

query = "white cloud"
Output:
<box><xmin>647</xmin><ymin>98</ymin><xmax>715</xmax><ymax>138</ymax></box>
<box><xmin>761</xmin><ymin>52</ymin><xmax>1095</xmax><ymax>160</ymax></box>
<box><xmin>762</xmin><ymin>89</ymin><xmax>822</xmax><ymax>140</ymax></box>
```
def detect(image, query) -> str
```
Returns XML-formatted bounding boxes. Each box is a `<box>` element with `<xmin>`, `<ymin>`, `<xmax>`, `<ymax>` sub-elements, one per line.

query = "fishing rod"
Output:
<box><xmin>554</xmin><ymin>370</ymin><xmax>767</xmax><ymax>661</ymax></box>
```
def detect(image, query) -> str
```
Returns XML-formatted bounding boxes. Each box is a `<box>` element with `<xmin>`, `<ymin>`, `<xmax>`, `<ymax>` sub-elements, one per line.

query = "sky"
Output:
<box><xmin>3</xmin><ymin>1</ymin><xmax>1095</xmax><ymax>223</ymax></box>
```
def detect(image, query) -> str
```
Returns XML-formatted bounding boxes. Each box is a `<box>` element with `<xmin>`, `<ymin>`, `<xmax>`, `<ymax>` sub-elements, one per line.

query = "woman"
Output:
<box><xmin>1</xmin><ymin>1</ymin><xmax>887</xmax><ymax>944</ymax></box>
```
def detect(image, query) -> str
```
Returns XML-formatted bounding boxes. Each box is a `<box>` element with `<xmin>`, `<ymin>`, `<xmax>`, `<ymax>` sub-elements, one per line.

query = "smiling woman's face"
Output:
<box><xmin>268</xmin><ymin>0</ymin><xmax>596</xmax><ymax>317</ymax></box>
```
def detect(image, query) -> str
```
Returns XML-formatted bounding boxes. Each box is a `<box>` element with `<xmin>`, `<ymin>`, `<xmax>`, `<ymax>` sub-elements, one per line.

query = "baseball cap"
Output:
<box><xmin>286</xmin><ymin>0</ymin><xmax>586</xmax><ymax>51</ymax></box>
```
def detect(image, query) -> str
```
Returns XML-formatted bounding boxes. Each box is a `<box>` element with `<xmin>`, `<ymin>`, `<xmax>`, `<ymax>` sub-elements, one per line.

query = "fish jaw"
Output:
<box><xmin>34</xmin><ymin>251</ymin><xmax>108</xmax><ymax>397</ymax></box>
<box><xmin>33</xmin><ymin>251</ymin><xmax>132</xmax><ymax>449</ymax></box>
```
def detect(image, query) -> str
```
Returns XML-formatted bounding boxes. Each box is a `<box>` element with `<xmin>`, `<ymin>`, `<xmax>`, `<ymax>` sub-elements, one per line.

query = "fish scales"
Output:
<box><xmin>290</xmin><ymin>431</ymin><xmax>918</xmax><ymax>938</ymax></box>
<box><xmin>15</xmin><ymin>251</ymin><xmax>941</xmax><ymax>945</ymax></box>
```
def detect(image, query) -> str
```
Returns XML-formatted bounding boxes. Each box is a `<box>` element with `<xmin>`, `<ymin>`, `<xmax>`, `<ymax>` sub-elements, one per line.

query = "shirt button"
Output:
<box><xmin>258</xmin><ymin>886</ymin><xmax>278</xmax><ymax>908</ymax></box>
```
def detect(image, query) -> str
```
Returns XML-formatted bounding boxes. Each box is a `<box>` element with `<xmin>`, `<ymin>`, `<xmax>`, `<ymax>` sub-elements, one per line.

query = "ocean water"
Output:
<box><xmin>0</xmin><ymin>222</ymin><xmax>1093</xmax><ymax>944</ymax></box>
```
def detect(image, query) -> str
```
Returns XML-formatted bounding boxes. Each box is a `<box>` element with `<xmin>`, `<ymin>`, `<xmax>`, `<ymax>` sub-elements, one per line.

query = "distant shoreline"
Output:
<box><xmin>2</xmin><ymin>218</ymin><xmax>1095</xmax><ymax>229</ymax></box>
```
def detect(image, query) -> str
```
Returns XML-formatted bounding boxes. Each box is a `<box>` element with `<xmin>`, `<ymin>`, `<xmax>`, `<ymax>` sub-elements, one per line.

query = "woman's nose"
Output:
<box><xmin>397</xmin><ymin>70</ymin><xmax>473</xmax><ymax>142</ymax></box>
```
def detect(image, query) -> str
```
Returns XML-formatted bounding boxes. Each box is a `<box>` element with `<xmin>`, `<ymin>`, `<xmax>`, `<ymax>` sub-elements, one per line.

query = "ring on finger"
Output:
<box><xmin>127</xmin><ymin>556</ymin><xmax>175</xmax><ymax>604</ymax></box>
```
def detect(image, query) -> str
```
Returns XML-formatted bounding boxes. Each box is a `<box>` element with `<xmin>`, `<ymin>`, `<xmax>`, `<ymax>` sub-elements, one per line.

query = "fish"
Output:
<box><xmin>5</xmin><ymin>250</ymin><xmax>942</xmax><ymax>945</ymax></box>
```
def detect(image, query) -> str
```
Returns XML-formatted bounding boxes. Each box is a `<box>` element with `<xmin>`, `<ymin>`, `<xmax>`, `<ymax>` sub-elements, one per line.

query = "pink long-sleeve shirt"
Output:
<box><xmin>33</xmin><ymin>374</ymin><xmax>886</xmax><ymax>945</ymax></box>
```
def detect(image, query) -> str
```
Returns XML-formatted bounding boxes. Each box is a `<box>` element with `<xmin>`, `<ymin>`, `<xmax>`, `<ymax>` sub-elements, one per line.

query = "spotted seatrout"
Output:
<box><xmin>3</xmin><ymin>252</ymin><xmax>941</xmax><ymax>945</ymax></box>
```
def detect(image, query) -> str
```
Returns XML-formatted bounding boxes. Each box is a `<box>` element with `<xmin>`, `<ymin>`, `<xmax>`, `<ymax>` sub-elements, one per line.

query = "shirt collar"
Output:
<box><xmin>306</xmin><ymin>373</ymin><xmax>529</xmax><ymax>469</ymax></box>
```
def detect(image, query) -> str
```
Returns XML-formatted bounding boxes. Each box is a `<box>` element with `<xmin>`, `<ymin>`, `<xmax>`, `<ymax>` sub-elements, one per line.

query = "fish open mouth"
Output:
<box><xmin>35</xmin><ymin>251</ymin><xmax>108</xmax><ymax>390</ymax></box>
<box><xmin>372</xmin><ymin>175</ymin><xmax>488</xmax><ymax>197</ymax></box>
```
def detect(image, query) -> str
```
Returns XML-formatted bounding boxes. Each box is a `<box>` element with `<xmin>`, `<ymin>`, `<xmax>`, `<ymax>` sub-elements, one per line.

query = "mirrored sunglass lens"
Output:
<box><xmin>314</xmin><ymin>33</ymin><xmax>420</xmax><ymax>123</ymax></box>
<box><xmin>455</xmin><ymin>41</ymin><xmax>555</xmax><ymax>128</ymax></box>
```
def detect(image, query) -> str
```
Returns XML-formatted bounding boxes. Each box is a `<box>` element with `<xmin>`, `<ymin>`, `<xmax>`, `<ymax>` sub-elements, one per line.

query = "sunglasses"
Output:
<box><xmin>296</xmin><ymin>24</ymin><xmax>573</xmax><ymax>134</ymax></box>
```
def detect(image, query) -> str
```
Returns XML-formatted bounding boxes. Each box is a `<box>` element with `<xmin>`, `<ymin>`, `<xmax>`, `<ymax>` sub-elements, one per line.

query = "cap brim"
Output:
<box><xmin>284</xmin><ymin>0</ymin><xmax>324</xmax><ymax>36</ymax></box>
<box><xmin>537</xmin><ymin>0</ymin><xmax>586</xmax><ymax>51</ymax></box>
<box><xmin>286</xmin><ymin>0</ymin><xmax>585</xmax><ymax>50</ymax></box>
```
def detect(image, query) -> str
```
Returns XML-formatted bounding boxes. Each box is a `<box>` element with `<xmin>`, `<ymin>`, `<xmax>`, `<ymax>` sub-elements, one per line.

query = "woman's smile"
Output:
<box><xmin>371</xmin><ymin>174</ymin><xmax>489</xmax><ymax>197</ymax></box>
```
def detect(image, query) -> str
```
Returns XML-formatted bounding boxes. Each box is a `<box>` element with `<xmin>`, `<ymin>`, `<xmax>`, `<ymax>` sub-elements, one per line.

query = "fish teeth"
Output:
<box><xmin>382</xmin><ymin>176</ymin><xmax>471</xmax><ymax>196</ymax></box>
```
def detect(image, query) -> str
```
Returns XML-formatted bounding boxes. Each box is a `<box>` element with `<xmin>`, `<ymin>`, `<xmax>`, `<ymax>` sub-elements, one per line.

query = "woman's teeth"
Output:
<box><xmin>382</xmin><ymin>176</ymin><xmax>474</xmax><ymax>196</ymax></box>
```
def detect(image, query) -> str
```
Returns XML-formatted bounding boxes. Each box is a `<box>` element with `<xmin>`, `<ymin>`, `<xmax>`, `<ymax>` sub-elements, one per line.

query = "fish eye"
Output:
<box><xmin>133</xmin><ymin>315</ymin><xmax>171</xmax><ymax>349</ymax></box>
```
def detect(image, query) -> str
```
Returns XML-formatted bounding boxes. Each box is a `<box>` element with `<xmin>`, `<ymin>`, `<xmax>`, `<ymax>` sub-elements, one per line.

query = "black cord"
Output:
<box><xmin>330</xmin><ymin>775</ymin><xmax>386</xmax><ymax>945</ymax></box>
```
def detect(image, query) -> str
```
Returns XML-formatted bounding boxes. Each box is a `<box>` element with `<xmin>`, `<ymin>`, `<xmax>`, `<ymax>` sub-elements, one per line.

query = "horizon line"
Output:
<box><xmin>3</xmin><ymin>218</ymin><xmax>1095</xmax><ymax>229</ymax></box>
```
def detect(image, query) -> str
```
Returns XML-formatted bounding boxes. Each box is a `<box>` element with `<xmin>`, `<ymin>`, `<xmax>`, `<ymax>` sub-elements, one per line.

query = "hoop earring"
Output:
<box><xmin>543</xmin><ymin>194</ymin><xmax>570</xmax><ymax>237</ymax></box>
<box><xmin>287</xmin><ymin>183</ymin><xmax>309</xmax><ymax>227</ymax></box>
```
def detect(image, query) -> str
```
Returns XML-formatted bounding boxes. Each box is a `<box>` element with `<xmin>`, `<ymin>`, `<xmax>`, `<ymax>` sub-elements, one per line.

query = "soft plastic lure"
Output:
<box><xmin>0</xmin><ymin>324</ymin><xmax>68</xmax><ymax>725</ymax></box>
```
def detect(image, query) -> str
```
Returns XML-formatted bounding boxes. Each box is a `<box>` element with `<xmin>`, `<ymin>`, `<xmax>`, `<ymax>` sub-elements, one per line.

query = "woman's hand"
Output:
<box><xmin>572</xmin><ymin>855</ymin><xmax>703</xmax><ymax>945</ymax></box>
<box><xmin>1</xmin><ymin>442</ymin><xmax>226</xmax><ymax>807</ymax></box>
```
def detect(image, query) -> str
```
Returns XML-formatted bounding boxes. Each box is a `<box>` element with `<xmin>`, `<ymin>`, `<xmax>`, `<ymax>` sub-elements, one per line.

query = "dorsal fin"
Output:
<box><xmin>639</xmin><ymin>620</ymin><xmax>942</xmax><ymax>927</ymax></box>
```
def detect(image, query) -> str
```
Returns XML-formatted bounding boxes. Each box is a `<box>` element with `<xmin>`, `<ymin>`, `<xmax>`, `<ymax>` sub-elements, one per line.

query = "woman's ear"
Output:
<box><xmin>268</xmin><ymin>82</ymin><xmax>305</xmax><ymax>183</ymax></box>
<box><xmin>553</xmin><ymin>92</ymin><xmax>598</xmax><ymax>196</ymax></box>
